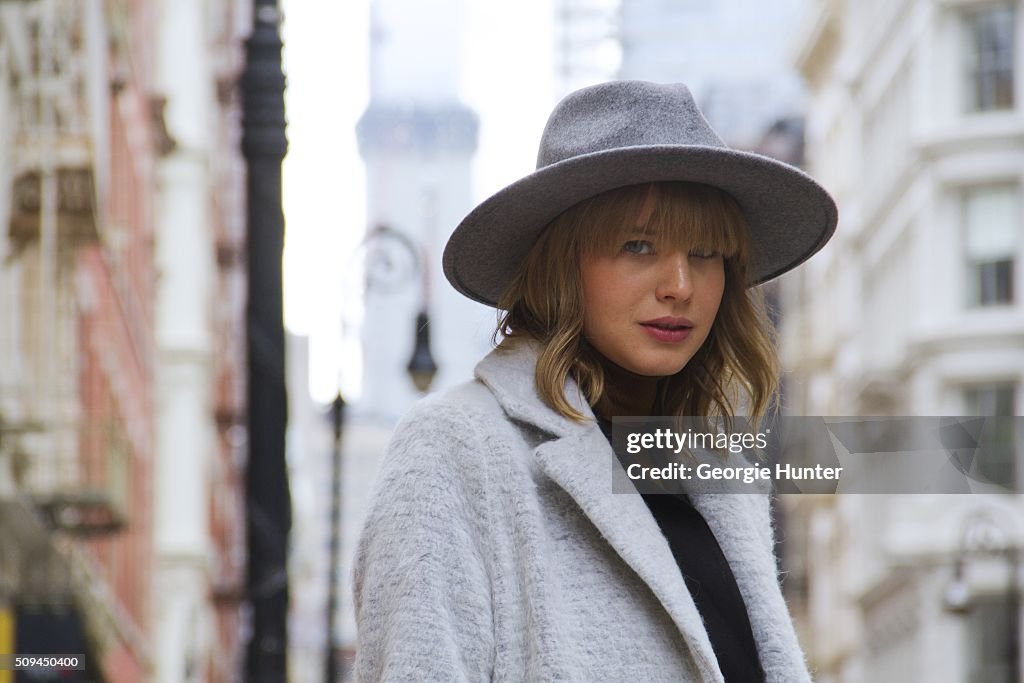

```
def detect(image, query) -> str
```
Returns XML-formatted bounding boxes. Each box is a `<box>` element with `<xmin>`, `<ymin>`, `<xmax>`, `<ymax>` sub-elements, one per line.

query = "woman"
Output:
<box><xmin>353</xmin><ymin>81</ymin><xmax>837</xmax><ymax>682</ymax></box>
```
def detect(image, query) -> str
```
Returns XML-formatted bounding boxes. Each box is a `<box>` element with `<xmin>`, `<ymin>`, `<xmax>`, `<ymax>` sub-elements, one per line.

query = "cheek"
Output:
<box><xmin>699</xmin><ymin>261</ymin><xmax>726</xmax><ymax>311</ymax></box>
<box><xmin>580</xmin><ymin>259</ymin><xmax>620</xmax><ymax>309</ymax></box>
<box><xmin>580</xmin><ymin>260</ymin><xmax>638</xmax><ymax>340</ymax></box>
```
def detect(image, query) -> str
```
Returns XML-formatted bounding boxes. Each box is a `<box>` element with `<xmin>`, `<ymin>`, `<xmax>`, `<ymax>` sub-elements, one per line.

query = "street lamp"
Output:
<box><xmin>362</xmin><ymin>223</ymin><xmax>439</xmax><ymax>393</ymax></box>
<box><xmin>406</xmin><ymin>311</ymin><xmax>438</xmax><ymax>393</ymax></box>
<box><xmin>943</xmin><ymin>509</ymin><xmax>1022</xmax><ymax>681</ymax></box>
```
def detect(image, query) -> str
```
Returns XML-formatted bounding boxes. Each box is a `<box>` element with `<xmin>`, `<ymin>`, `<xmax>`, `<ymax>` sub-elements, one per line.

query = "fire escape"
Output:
<box><xmin>1</xmin><ymin>0</ymin><xmax>138</xmax><ymax>662</ymax></box>
<box><xmin>5</xmin><ymin>0</ymin><xmax>125</xmax><ymax>531</ymax></box>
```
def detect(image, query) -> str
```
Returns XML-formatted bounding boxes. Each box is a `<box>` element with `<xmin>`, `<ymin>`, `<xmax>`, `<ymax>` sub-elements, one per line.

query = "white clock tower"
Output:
<box><xmin>356</xmin><ymin>0</ymin><xmax>493</xmax><ymax>420</ymax></box>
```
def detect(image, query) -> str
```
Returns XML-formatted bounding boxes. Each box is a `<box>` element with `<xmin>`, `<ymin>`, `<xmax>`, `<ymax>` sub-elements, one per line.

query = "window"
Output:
<box><xmin>963</xmin><ymin>383</ymin><xmax>1018</xmax><ymax>487</ymax></box>
<box><xmin>963</xmin><ymin>184</ymin><xmax>1018</xmax><ymax>307</ymax></box>
<box><xmin>964</xmin><ymin>383</ymin><xmax>1017</xmax><ymax>416</ymax></box>
<box><xmin>964</xmin><ymin>2</ymin><xmax>1017</xmax><ymax>112</ymax></box>
<box><xmin>966</xmin><ymin>596</ymin><xmax>1019</xmax><ymax>683</ymax></box>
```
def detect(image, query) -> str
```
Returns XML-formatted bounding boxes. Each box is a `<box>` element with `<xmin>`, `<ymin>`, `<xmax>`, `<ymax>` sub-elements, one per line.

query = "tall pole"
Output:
<box><xmin>325</xmin><ymin>393</ymin><xmax>345</xmax><ymax>683</ymax></box>
<box><xmin>242</xmin><ymin>1</ymin><xmax>291</xmax><ymax>680</ymax></box>
<box><xmin>1011</xmin><ymin>548</ymin><xmax>1021</xmax><ymax>683</ymax></box>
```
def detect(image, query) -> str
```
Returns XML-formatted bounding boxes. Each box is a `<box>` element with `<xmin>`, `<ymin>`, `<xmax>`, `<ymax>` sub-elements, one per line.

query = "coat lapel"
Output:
<box><xmin>476</xmin><ymin>342</ymin><xmax>725</xmax><ymax>682</ymax></box>
<box><xmin>534</xmin><ymin>431</ymin><xmax>726</xmax><ymax>682</ymax></box>
<box><xmin>689</xmin><ymin>495</ymin><xmax>811</xmax><ymax>682</ymax></box>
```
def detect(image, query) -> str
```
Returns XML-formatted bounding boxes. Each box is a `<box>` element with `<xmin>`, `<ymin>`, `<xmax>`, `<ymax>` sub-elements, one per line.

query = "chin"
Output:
<box><xmin>631</xmin><ymin>357</ymin><xmax>693</xmax><ymax>377</ymax></box>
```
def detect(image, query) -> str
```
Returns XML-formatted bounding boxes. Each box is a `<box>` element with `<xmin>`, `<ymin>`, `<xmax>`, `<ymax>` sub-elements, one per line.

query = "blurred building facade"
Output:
<box><xmin>0</xmin><ymin>0</ymin><xmax>251</xmax><ymax>681</ymax></box>
<box><xmin>0</xmin><ymin>0</ymin><xmax>157</xmax><ymax>679</ymax></box>
<box><xmin>782</xmin><ymin>0</ymin><xmax>1024</xmax><ymax>680</ymax></box>
<box><xmin>152</xmin><ymin>0</ymin><xmax>251</xmax><ymax>681</ymax></box>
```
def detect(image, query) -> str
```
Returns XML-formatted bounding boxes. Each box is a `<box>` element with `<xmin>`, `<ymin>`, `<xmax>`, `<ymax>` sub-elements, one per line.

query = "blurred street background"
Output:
<box><xmin>0</xmin><ymin>0</ymin><xmax>1022</xmax><ymax>681</ymax></box>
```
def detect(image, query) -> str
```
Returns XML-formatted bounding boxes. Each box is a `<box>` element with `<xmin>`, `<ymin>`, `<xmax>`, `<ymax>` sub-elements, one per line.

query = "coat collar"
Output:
<box><xmin>474</xmin><ymin>340</ymin><xmax>807</xmax><ymax>683</ymax></box>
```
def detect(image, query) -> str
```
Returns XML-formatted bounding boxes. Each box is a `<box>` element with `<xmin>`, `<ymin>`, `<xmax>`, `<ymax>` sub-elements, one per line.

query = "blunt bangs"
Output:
<box><xmin>571</xmin><ymin>182</ymin><xmax>750</xmax><ymax>266</ymax></box>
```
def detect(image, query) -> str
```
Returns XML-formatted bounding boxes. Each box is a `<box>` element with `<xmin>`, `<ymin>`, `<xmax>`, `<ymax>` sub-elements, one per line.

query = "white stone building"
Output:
<box><xmin>783</xmin><ymin>0</ymin><xmax>1024</xmax><ymax>680</ymax></box>
<box><xmin>356</xmin><ymin>0</ymin><xmax>493</xmax><ymax>424</ymax></box>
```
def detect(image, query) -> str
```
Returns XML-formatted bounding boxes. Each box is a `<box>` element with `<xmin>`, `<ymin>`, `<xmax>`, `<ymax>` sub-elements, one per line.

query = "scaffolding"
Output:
<box><xmin>553</xmin><ymin>0</ymin><xmax>620</xmax><ymax>98</ymax></box>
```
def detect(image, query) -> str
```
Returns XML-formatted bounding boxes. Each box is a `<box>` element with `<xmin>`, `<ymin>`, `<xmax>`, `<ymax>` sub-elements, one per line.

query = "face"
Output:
<box><xmin>580</xmin><ymin>231</ymin><xmax>725</xmax><ymax>377</ymax></box>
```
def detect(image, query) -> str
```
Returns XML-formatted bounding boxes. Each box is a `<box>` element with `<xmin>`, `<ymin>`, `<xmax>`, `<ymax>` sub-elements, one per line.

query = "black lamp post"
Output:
<box><xmin>242</xmin><ymin>0</ymin><xmax>291</xmax><ymax>680</ymax></box>
<box><xmin>324</xmin><ymin>391</ymin><xmax>345</xmax><ymax>682</ymax></box>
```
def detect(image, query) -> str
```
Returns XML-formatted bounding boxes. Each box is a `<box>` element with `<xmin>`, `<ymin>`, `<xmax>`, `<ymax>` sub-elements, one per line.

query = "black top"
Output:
<box><xmin>596</xmin><ymin>416</ymin><xmax>765</xmax><ymax>683</ymax></box>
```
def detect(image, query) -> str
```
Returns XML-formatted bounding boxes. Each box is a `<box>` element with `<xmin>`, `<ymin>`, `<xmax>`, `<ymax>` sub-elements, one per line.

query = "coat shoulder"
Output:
<box><xmin>392</xmin><ymin>378</ymin><xmax>504</xmax><ymax>442</ymax></box>
<box><xmin>379</xmin><ymin>379</ymin><xmax>513</xmax><ymax>484</ymax></box>
<box><xmin>403</xmin><ymin>378</ymin><xmax>506</xmax><ymax>425</ymax></box>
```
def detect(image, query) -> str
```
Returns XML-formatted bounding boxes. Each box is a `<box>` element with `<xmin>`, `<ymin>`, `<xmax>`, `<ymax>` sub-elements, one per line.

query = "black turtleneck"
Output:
<box><xmin>589</xmin><ymin>349</ymin><xmax>662</xmax><ymax>419</ymax></box>
<box><xmin>588</xmin><ymin>350</ymin><xmax>765</xmax><ymax>683</ymax></box>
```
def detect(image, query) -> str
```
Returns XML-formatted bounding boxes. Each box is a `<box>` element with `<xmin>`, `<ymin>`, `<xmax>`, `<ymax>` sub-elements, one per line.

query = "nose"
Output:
<box><xmin>655</xmin><ymin>251</ymin><xmax>694</xmax><ymax>302</ymax></box>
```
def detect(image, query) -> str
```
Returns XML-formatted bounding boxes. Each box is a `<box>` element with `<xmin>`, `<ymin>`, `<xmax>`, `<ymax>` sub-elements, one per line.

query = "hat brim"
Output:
<box><xmin>443</xmin><ymin>144</ymin><xmax>838</xmax><ymax>307</ymax></box>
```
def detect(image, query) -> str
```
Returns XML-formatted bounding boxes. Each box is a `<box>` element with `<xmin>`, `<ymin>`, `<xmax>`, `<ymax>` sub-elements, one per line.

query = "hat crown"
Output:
<box><xmin>536</xmin><ymin>81</ymin><xmax>727</xmax><ymax>170</ymax></box>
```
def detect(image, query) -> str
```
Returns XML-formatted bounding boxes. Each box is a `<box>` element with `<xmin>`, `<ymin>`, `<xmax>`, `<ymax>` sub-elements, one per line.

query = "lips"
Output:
<box><xmin>640</xmin><ymin>316</ymin><xmax>693</xmax><ymax>330</ymax></box>
<box><xmin>639</xmin><ymin>317</ymin><xmax>694</xmax><ymax>342</ymax></box>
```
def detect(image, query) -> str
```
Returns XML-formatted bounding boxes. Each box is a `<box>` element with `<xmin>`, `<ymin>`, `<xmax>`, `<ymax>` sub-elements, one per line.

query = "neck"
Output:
<box><xmin>590</xmin><ymin>348</ymin><xmax>661</xmax><ymax>419</ymax></box>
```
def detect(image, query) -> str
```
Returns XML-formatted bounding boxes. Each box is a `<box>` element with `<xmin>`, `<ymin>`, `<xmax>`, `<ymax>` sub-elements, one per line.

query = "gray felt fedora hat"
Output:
<box><xmin>443</xmin><ymin>80</ymin><xmax>838</xmax><ymax>307</ymax></box>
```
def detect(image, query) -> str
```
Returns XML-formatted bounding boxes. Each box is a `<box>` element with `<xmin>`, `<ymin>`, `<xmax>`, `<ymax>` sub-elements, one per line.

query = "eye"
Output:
<box><xmin>689</xmin><ymin>249</ymin><xmax>721</xmax><ymax>260</ymax></box>
<box><xmin>622</xmin><ymin>240</ymin><xmax>654</xmax><ymax>255</ymax></box>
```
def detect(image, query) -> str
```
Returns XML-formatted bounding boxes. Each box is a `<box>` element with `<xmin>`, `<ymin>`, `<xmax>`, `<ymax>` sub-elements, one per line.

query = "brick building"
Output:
<box><xmin>0</xmin><ymin>0</ymin><xmax>251</xmax><ymax>680</ymax></box>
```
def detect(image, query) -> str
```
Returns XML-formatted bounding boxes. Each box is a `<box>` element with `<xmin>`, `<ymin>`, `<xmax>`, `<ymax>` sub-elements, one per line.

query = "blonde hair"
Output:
<box><xmin>495</xmin><ymin>181</ymin><xmax>778</xmax><ymax>422</ymax></box>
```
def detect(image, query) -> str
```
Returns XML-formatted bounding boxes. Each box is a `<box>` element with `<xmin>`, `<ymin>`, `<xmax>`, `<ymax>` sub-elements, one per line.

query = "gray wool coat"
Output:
<box><xmin>353</xmin><ymin>341</ymin><xmax>812</xmax><ymax>682</ymax></box>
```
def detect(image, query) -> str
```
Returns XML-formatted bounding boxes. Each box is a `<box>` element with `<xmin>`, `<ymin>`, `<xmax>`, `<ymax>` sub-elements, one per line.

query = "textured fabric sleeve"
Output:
<box><xmin>352</xmin><ymin>398</ymin><xmax>495</xmax><ymax>682</ymax></box>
